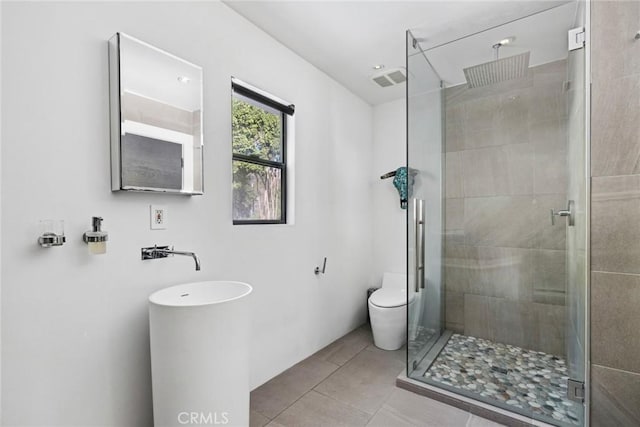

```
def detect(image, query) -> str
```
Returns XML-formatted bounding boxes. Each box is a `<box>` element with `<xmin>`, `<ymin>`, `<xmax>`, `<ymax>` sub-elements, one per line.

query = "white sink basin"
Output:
<box><xmin>149</xmin><ymin>281</ymin><xmax>253</xmax><ymax>427</ymax></box>
<box><xmin>149</xmin><ymin>280</ymin><xmax>252</xmax><ymax>307</ymax></box>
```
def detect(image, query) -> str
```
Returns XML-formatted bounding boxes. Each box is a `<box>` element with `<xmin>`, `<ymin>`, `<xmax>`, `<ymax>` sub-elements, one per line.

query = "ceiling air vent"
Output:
<box><xmin>371</xmin><ymin>67</ymin><xmax>406</xmax><ymax>88</ymax></box>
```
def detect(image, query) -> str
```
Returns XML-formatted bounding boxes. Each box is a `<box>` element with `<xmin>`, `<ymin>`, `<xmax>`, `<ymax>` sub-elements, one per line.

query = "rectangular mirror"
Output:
<box><xmin>109</xmin><ymin>33</ymin><xmax>204</xmax><ymax>195</ymax></box>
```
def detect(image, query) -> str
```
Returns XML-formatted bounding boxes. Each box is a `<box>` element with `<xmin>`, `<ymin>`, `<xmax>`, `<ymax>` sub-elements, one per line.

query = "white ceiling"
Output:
<box><xmin>223</xmin><ymin>0</ymin><xmax>573</xmax><ymax>106</ymax></box>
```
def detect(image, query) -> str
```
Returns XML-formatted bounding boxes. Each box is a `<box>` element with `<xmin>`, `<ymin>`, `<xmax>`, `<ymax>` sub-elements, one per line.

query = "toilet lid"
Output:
<box><xmin>369</xmin><ymin>288</ymin><xmax>413</xmax><ymax>308</ymax></box>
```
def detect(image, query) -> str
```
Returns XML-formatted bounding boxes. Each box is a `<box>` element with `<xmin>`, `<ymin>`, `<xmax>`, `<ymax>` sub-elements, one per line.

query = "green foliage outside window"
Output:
<box><xmin>232</xmin><ymin>97</ymin><xmax>284</xmax><ymax>222</ymax></box>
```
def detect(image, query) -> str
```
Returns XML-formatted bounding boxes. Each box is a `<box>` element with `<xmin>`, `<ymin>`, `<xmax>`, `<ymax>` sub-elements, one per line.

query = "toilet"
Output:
<box><xmin>368</xmin><ymin>272</ymin><xmax>413</xmax><ymax>350</ymax></box>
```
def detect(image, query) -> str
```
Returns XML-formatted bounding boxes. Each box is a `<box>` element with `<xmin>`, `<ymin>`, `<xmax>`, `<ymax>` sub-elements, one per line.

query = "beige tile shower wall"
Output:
<box><xmin>443</xmin><ymin>60</ymin><xmax>569</xmax><ymax>356</ymax></box>
<box><xmin>590</xmin><ymin>2</ymin><xmax>640</xmax><ymax>425</ymax></box>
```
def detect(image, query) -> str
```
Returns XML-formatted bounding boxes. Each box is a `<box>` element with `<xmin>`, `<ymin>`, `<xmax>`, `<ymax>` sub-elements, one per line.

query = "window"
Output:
<box><xmin>231</xmin><ymin>79</ymin><xmax>294</xmax><ymax>224</ymax></box>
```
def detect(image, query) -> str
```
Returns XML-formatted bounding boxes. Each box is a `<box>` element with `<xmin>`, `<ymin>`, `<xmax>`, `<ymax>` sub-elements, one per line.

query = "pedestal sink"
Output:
<box><xmin>149</xmin><ymin>281</ymin><xmax>252</xmax><ymax>427</ymax></box>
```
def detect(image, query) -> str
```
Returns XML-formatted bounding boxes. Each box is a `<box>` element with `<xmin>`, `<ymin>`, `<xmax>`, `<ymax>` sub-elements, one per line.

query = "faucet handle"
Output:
<box><xmin>550</xmin><ymin>200</ymin><xmax>575</xmax><ymax>226</ymax></box>
<box><xmin>142</xmin><ymin>245</ymin><xmax>170</xmax><ymax>260</ymax></box>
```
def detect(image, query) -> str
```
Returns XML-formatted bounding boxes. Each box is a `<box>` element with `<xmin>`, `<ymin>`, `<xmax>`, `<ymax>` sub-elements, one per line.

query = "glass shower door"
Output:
<box><xmin>564</xmin><ymin>3</ymin><xmax>589</xmax><ymax>424</ymax></box>
<box><xmin>402</xmin><ymin>4</ymin><xmax>588</xmax><ymax>425</ymax></box>
<box><xmin>406</xmin><ymin>30</ymin><xmax>445</xmax><ymax>376</ymax></box>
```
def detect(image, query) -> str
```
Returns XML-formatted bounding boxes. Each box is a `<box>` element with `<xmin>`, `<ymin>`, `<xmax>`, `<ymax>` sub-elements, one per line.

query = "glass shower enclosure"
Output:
<box><xmin>405</xmin><ymin>2</ymin><xmax>589</xmax><ymax>426</ymax></box>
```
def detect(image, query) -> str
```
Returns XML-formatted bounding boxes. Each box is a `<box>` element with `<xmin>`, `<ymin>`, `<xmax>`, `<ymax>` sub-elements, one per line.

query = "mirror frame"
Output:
<box><xmin>108</xmin><ymin>32</ymin><xmax>204</xmax><ymax>195</ymax></box>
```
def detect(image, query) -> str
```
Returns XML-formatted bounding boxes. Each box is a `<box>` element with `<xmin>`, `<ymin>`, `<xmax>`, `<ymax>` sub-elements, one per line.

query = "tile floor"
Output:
<box><xmin>250</xmin><ymin>324</ymin><xmax>504</xmax><ymax>427</ymax></box>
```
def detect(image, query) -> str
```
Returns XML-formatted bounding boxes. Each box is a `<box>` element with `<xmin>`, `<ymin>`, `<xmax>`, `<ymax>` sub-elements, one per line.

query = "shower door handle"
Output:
<box><xmin>550</xmin><ymin>200</ymin><xmax>575</xmax><ymax>226</ymax></box>
<box><xmin>414</xmin><ymin>199</ymin><xmax>426</xmax><ymax>292</ymax></box>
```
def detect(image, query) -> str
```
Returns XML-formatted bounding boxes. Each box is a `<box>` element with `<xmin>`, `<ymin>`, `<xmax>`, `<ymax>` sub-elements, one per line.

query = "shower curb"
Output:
<box><xmin>396</xmin><ymin>373</ymin><xmax>555</xmax><ymax>427</ymax></box>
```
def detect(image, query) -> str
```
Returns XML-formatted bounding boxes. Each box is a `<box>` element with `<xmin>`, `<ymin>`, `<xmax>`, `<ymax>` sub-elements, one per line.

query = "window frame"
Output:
<box><xmin>231</xmin><ymin>81</ymin><xmax>293</xmax><ymax>225</ymax></box>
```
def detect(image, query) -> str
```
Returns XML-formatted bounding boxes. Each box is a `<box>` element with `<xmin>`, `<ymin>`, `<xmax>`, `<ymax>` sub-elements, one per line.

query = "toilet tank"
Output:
<box><xmin>382</xmin><ymin>272</ymin><xmax>406</xmax><ymax>290</ymax></box>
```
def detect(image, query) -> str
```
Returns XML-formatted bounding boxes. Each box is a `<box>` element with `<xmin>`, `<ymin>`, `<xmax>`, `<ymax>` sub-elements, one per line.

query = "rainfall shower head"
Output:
<box><xmin>463</xmin><ymin>51</ymin><xmax>530</xmax><ymax>89</ymax></box>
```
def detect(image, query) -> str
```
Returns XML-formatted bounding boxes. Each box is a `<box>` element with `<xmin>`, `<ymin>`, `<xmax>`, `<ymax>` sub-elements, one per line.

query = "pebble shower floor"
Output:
<box><xmin>424</xmin><ymin>334</ymin><xmax>582</xmax><ymax>426</ymax></box>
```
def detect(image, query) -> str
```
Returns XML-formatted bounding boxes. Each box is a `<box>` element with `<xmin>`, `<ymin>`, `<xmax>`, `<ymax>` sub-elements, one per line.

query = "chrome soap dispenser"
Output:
<box><xmin>83</xmin><ymin>216</ymin><xmax>109</xmax><ymax>254</ymax></box>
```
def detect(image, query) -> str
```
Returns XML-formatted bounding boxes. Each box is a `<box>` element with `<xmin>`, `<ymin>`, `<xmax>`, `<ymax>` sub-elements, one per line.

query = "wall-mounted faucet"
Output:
<box><xmin>142</xmin><ymin>245</ymin><xmax>201</xmax><ymax>271</ymax></box>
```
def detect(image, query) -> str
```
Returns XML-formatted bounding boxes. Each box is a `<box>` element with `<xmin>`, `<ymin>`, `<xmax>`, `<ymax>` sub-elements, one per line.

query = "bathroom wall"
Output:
<box><xmin>0</xmin><ymin>2</ymin><xmax>3</xmax><ymax>420</ymax></box>
<box><xmin>372</xmin><ymin>98</ymin><xmax>406</xmax><ymax>285</ymax></box>
<box><xmin>590</xmin><ymin>1</ymin><xmax>640</xmax><ymax>425</ymax></box>
<box><xmin>0</xmin><ymin>2</ymin><xmax>373</xmax><ymax>426</ymax></box>
<box><xmin>443</xmin><ymin>60</ymin><xmax>569</xmax><ymax>356</ymax></box>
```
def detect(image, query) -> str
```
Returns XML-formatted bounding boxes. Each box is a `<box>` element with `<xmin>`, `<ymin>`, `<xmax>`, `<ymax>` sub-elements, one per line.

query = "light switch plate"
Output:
<box><xmin>150</xmin><ymin>205</ymin><xmax>167</xmax><ymax>230</ymax></box>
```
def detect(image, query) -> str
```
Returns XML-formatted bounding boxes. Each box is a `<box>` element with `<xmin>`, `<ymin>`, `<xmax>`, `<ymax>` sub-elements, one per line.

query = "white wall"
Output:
<box><xmin>0</xmin><ymin>1</ymin><xmax>3</xmax><ymax>421</ymax></box>
<box><xmin>372</xmin><ymin>99</ymin><xmax>406</xmax><ymax>286</ymax></box>
<box><xmin>1</xmin><ymin>2</ymin><xmax>373</xmax><ymax>426</ymax></box>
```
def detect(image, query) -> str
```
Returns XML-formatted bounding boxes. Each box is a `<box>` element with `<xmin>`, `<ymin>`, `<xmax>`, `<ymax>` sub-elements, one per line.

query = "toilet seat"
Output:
<box><xmin>369</xmin><ymin>288</ymin><xmax>414</xmax><ymax>308</ymax></box>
